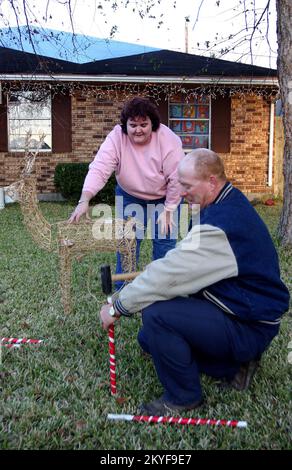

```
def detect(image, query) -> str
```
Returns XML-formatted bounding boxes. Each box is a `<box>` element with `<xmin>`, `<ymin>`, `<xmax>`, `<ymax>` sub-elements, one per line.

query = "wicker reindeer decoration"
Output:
<box><xmin>6</xmin><ymin>137</ymin><xmax>137</xmax><ymax>314</ymax></box>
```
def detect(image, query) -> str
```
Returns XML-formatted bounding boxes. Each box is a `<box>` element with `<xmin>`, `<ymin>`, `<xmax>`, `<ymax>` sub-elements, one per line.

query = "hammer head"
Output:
<box><xmin>100</xmin><ymin>264</ymin><xmax>112</xmax><ymax>296</ymax></box>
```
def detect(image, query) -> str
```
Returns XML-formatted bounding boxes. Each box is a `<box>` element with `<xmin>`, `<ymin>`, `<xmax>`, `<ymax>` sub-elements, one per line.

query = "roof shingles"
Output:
<box><xmin>0</xmin><ymin>46</ymin><xmax>277</xmax><ymax>78</ymax></box>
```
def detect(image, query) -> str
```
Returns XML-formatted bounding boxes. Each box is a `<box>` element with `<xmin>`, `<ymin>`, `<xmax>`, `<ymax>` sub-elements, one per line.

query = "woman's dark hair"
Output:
<box><xmin>120</xmin><ymin>97</ymin><xmax>161</xmax><ymax>133</ymax></box>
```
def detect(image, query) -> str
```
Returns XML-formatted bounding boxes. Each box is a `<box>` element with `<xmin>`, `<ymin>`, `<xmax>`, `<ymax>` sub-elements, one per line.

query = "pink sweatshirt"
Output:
<box><xmin>82</xmin><ymin>124</ymin><xmax>184</xmax><ymax>209</ymax></box>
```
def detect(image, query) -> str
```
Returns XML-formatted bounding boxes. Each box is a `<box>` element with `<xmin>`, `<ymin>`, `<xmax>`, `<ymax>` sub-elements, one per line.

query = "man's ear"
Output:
<box><xmin>209</xmin><ymin>175</ymin><xmax>217</xmax><ymax>189</ymax></box>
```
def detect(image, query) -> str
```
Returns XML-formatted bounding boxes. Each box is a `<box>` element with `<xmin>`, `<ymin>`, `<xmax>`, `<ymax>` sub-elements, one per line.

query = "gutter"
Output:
<box><xmin>0</xmin><ymin>74</ymin><xmax>278</xmax><ymax>86</ymax></box>
<box><xmin>0</xmin><ymin>188</ymin><xmax>4</xmax><ymax>210</ymax></box>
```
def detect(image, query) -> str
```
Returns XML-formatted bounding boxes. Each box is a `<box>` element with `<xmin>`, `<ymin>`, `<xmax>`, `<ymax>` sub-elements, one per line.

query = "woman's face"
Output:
<box><xmin>126</xmin><ymin>115</ymin><xmax>152</xmax><ymax>145</ymax></box>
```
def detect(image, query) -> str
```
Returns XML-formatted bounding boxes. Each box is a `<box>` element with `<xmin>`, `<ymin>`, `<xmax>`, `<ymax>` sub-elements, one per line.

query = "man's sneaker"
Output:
<box><xmin>230</xmin><ymin>359</ymin><xmax>260</xmax><ymax>391</ymax></box>
<box><xmin>219</xmin><ymin>359</ymin><xmax>260</xmax><ymax>391</ymax></box>
<box><xmin>218</xmin><ymin>360</ymin><xmax>260</xmax><ymax>392</ymax></box>
<box><xmin>139</xmin><ymin>395</ymin><xmax>204</xmax><ymax>416</ymax></box>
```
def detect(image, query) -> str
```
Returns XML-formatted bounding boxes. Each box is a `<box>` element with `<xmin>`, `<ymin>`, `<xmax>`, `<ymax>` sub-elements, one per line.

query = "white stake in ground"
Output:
<box><xmin>1</xmin><ymin>337</ymin><xmax>43</xmax><ymax>349</ymax></box>
<box><xmin>107</xmin><ymin>413</ymin><xmax>247</xmax><ymax>428</ymax></box>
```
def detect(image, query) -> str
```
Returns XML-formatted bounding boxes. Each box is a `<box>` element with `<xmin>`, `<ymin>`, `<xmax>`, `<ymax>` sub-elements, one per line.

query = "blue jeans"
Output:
<box><xmin>115</xmin><ymin>184</ymin><xmax>181</xmax><ymax>289</ymax></box>
<box><xmin>138</xmin><ymin>295</ymin><xmax>278</xmax><ymax>405</ymax></box>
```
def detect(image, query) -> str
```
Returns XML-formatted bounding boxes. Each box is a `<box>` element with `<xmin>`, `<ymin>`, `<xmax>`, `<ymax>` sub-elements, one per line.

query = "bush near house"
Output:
<box><xmin>54</xmin><ymin>163</ymin><xmax>116</xmax><ymax>204</ymax></box>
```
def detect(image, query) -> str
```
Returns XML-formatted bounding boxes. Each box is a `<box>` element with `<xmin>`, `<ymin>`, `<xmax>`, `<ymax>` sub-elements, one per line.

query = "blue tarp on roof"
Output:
<box><xmin>0</xmin><ymin>26</ymin><xmax>160</xmax><ymax>63</ymax></box>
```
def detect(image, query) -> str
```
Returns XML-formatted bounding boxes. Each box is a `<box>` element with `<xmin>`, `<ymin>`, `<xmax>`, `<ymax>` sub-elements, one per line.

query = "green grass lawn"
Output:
<box><xmin>0</xmin><ymin>202</ymin><xmax>291</xmax><ymax>450</ymax></box>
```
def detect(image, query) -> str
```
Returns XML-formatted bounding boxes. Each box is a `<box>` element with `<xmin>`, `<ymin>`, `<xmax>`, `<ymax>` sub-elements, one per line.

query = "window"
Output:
<box><xmin>169</xmin><ymin>96</ymin><xmax>210</xmax><ymax>151</ymax></box>
<box><xmin>8</xmin><ymin>91</ymin><xmax>52</xmax><ymax>151</ymax></box>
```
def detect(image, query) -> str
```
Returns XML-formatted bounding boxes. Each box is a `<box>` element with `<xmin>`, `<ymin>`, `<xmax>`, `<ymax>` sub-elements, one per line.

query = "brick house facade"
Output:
<box><xmin>0</xmin><ymin>47</ymin><xmax>279</xmax><ymax>198</ymax></box>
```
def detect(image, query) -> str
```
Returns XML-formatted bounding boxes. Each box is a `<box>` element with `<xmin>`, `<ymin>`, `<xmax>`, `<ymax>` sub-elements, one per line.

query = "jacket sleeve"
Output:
<box><xmin>82</xmin><ymin>127</ymin><xmax>120</xmax><ymax>197</ymax></box>
<box><xmin>114</xmin><ymin>224</ymin><xmax>238</xmax><ymax>315</ymax></box>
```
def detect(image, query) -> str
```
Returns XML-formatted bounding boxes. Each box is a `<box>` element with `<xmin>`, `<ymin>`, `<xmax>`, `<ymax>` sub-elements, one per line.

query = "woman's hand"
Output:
<box><xmin>100</xmin><ymin>303</ymin><xmax>117</xmax><ymax>330</ymax></box>
<box><xmin>68</xmin><ymin>201</ymin><xmax>90</xmax><ymax>223</ymax></box>
<box><xmin>157</xmin><ymin>209</ymin><xmax>176</xmax><ymax>235</ymax></box>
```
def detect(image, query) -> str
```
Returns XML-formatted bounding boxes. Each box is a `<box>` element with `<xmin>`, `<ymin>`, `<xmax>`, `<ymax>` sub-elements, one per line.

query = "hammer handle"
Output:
<box><xmin>111</xmin><ymin>271</ymin><xmax>141</xmax><ymax>282</ymax></box>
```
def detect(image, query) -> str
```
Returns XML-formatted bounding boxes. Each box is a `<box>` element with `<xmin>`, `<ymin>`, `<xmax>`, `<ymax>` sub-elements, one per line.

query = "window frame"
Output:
<box><xmin>168</xmin><ymin>96</ymin><xmax>211</xmax><ymax>152</ymax></box>
<box><xmin>7</xmin><ymin>90</ymin><xmax>52</xmax><ymax>153</ymax></box>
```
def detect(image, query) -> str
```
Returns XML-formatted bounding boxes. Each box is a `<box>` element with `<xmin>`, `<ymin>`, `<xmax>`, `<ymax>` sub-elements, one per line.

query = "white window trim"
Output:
<box><xmin>7</xmin><ymin>91</ymin><xmax>52</xmax><ymax>153</ymax></box>
<box><xmin>168</xmin><ymin>96</ymin><xmax>211</xmax><ymax>152</ymax></box>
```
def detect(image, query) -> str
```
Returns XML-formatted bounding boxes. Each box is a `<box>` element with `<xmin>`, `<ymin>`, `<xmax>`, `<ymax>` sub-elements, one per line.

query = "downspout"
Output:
<box><xmin>0</xmin><ymin>188</ymin><xmax>5</xmax><ymax>209</ymax></box>
<box><xmin>268</xmin><ymin>102</ymin><xmax>275</xmax><ymax>187</ymax></box>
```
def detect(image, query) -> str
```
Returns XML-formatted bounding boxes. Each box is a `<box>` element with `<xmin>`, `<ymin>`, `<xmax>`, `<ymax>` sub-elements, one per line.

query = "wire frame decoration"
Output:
<box><xmin>6</xmin><ymin>137</ymin><xmax>137</xmax><ymax>314</ymax></box>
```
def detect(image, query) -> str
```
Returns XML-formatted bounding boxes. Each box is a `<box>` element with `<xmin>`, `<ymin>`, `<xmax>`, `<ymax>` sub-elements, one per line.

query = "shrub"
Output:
<box><xmin>54</xmin><ymin>163</ymin><xmax>116</xmax><ymax>205</ymax></box>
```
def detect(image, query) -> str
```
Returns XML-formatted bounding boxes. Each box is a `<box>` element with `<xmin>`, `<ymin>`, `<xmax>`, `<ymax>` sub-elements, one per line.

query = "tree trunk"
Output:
<box><xmin>277</xmin><ymin>0</ymin><xmax>292</xmax><ymax>245</ymax></box>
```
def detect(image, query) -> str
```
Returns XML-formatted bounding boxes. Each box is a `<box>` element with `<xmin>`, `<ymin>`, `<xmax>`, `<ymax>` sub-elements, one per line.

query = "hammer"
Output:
<box><xmin>100</xmin><ymin>265</ymin><xmax>141</xmax><ymax>297</ymax></box>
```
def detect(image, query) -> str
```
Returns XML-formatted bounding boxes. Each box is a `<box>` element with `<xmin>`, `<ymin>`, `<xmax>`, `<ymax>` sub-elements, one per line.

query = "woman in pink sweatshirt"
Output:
<box><xmin>69</xmin><ymin>97</ymin><xmax>185</xmax><ymax>287</ymax></box>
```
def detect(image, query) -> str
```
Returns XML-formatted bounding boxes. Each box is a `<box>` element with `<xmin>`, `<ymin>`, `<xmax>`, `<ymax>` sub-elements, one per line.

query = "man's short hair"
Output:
<box><xmin>185</xmin><ymin>148</ymin><xmax>227</xmax><ymax>181</ymax></box>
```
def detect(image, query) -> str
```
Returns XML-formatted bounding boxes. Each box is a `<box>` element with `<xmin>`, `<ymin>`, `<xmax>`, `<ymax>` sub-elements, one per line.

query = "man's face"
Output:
<box><xmin>178</xmin><ymin>167</ymin><xmax>213</xmax><ymax>209</ymax></box>
<box><xmin>126</xmin><ymin>116</ymin><xmax>152</xmax><ymax>145</ymax></box>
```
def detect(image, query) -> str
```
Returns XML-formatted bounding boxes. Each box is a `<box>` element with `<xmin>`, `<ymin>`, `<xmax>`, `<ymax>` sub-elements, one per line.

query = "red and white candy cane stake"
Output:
<box><xmin>1</xmin><ymin>337</ymin><xmax>43</xmax><ymax>348</ymax></box>
<box><xmin>107</xmin><ymin>414</ymin><xmax>247</xmax><ymax>428</ymax></box>
<box><xmin>108</xmin><ymin>324</ymin><xmax>117</xmax><ymax>396</ymax></box>
<box><xmin>106</xmin><ymin>295</ymin><xmax>117</xmax><ymax>397</ymax></box>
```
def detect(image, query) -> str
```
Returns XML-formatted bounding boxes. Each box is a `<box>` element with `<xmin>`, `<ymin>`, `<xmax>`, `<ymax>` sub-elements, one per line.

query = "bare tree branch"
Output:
<box><xmin>9</xmin><ymin>0</ymin><xmax>24</xmax><ymax>50</ymax></box>
<box><xmin>191</xmin><ymin>0</ymin><xmax>205</xmax><ymax>33</ymax></box>
<box><xmin>248</xmin><ymin>0</ymin><xmax>271</xmax><ymax>64</ymax></box>
<box><xmin>22</xmin><ymin>0</ymin><xmax>38</xmax><ymax>56</ymax></box>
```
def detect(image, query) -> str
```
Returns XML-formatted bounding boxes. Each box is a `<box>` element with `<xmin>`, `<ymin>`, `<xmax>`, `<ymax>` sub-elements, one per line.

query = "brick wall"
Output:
<box><xmin>71</xmin><ymin>95</ymin><xmax>124</xmax><ymax>164</ymax></box>
<box><xmin>0</xmin><ymin>91</ymin><xmax>277</xmax><ymax>196</ymax></box>
<box><xmin>220</xmin><ymin>94</ymin><xmax>274</xmax><ymax>195</ymax></box>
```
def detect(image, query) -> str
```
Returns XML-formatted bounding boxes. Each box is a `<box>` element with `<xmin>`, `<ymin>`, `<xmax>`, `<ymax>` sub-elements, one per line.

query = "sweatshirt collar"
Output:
<box><xmin>213</xmin><ymin>182</ymin><xmax>233</xmax><ymax>204</ymax></box>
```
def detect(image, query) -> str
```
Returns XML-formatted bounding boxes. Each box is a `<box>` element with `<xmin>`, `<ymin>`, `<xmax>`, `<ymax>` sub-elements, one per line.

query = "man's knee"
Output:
<box><xmin>137</xmin><ymin>328</ymin><xmax>150</xmax><ymax>354</ymax></box>
<box><xmin>142</xmin><ymin>303</ymin><xmax>157</xmax><ymax>329</ymax></box>
<box><xmin>142</xmin><ymin>301</ymin><xmax>168</xmax><ymax>330</ymax></box>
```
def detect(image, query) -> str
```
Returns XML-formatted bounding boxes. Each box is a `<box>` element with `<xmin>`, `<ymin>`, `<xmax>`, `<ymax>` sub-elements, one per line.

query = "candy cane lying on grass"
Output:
<box><xmin>1</xmin><ymin>337</ymin><xmax>43</xmax><ymax>348</ymax></box>
<box><xmin>107</xmin><ymin>414</ymin><xmax>247</xmax><ymax>428</ymax></box>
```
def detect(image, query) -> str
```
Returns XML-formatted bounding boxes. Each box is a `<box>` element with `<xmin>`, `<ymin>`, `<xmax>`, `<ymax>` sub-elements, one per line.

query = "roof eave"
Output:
<box><xmin>0</xmin><ymin>74</ymin><xmax>278</xmax><ymax>86</ymax></box>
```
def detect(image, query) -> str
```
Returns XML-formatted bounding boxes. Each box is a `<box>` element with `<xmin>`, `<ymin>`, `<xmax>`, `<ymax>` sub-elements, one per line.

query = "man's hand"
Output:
<box><xmin>100</xmin><ymin>303</ymin><xmax>117</xmax><ymax>330</ymax></box>
<box><xmin>157</xmin><ymin>209</ymin><xmax>176</xmax><ymax>235</ymax></box>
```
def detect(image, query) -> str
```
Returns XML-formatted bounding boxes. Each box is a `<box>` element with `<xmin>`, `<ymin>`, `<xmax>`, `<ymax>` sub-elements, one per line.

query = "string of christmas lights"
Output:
<box><xmin>0</xmin><ymin>80</ymin><xmax>278</xmax><ymax>103</ymax></box>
